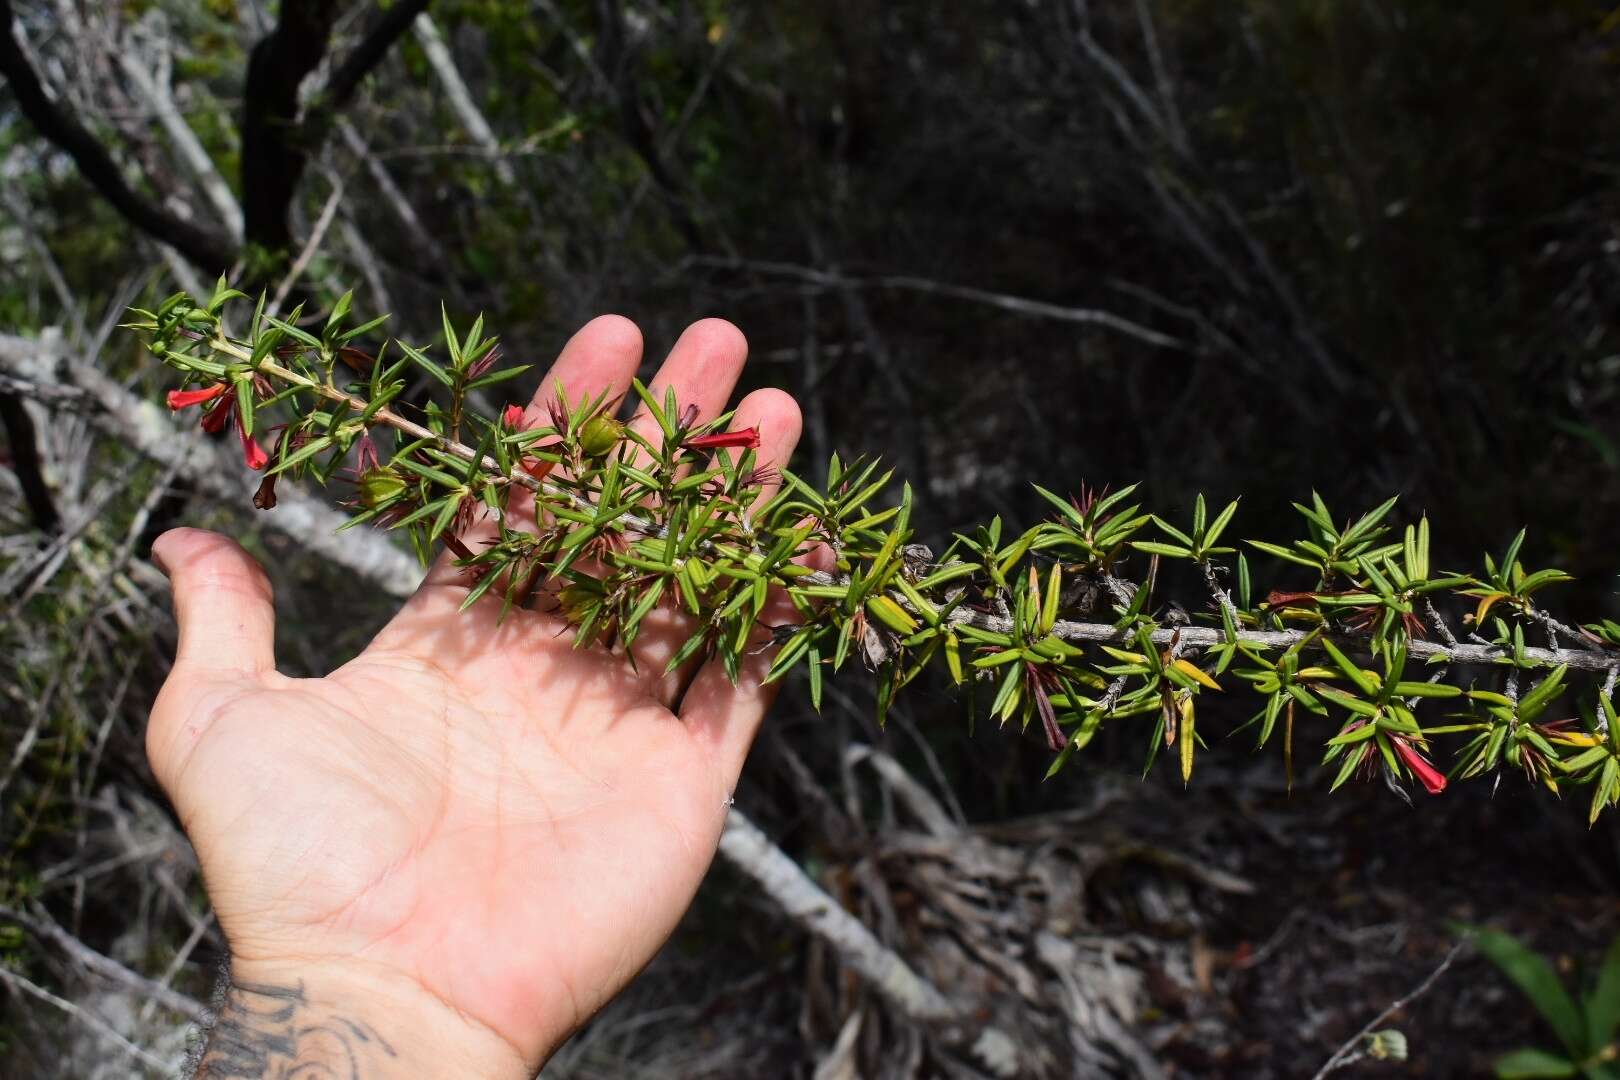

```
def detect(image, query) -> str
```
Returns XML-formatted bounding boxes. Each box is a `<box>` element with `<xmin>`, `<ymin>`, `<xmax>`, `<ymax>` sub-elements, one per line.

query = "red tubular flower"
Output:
<box><xmin>685</xmin><ymin>426</ymin><xmax>761</xmax><ymax>451</ymax></box>
<box><xmin>237</xmin><ymin>423</ymin><xmax>269</xmax><ymax>470</ymax></box>
<box><xmin>1393</xmin><ymin>737</ymin><xmax>1448</xmax><ymax>795</ymax></box>
<box><xmin>167</xmin><ymin>383</ymin><xmax>228</xmax><ymax>410</ymax></box>
<box><xmin>503</xmin><ymin>403</ymin><xmax>526</xmax><ymax>429</ymax></box>
<box><xmin>175</xmin><ymin>382</ymin><xmax>268</xmax><ymax>470</ymax></box>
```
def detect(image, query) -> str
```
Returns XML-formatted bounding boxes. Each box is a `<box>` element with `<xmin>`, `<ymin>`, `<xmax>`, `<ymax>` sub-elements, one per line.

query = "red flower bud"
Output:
<box><xmin>167</xmin><ymin>383</ymin><xmax>228</xmax><ymax>410</ymax></box>
<box><xmin>684</xmin><ymin>426</ymin><xmax>761</xmax><ymax>451</ymax></box>
<box><xmin>1393</xmin><ymin>737</ymin><xmax>1447</xmax><ymax>795</ymax></box>
<box><xmin>503</xmin><ymin>403</ymin><xmax>526</xmax><ymax>429</ymax></box>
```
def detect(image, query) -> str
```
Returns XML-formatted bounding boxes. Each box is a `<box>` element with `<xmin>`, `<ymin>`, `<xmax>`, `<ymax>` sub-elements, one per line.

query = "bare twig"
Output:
<box><xmin>116</xmin><ymin>28</ymin><xmax>243</xmax><ymax>240</ymax></box>
<box><xmin>1309</xmin><ymin>941</ymin><xmax>1466</xmax><ymax>1080</ymax></box>
<box><xmin>411</xmin><ymin>12</ymin><xmax>515</xmax><ymax>187</ymax></box>
<box><xmin>268</xmin><ymin>176</ymin><xmax>345</xmax><ymax>315</ymax></box>
<box><xmin>0</xmin><ymin>964</ymin><xmax>172</xmax><ymax>1071</ymax></box>
<box><xmin>718</xmin><ymin>809</ymin><xmax>1019</xmax><ymax>1076</ymax></box>
<box><xmin>316</xmin><ymin>0</ymin><xmax>431</xmax><ymax>116</ymax></box>
<box><xmin>0</xmin><ymin>0</ymin><xmax>233</xmax><ymax>270</ymax></box>
<box><xmin>685</xmin><ymin>256</ymin><xmax>1187</xmax><ymax>351</ymax></box>
<box><xmin>334</xmin><ymin>118</ymin><xmax>453</xmax><ymax>270</ymax></box>
<box><xmin>1131</xmin><ymin>0</ymin><xmax>1186</xmax><ymax>153</ymax></box>
<box><xmin>1531</xmin><ymin>607</ymin><xmax>1606</xmax><ymax>653</ymax></box>
<box><xmin>0</xmin><ymin>903</ymin><xmax>205</xmax><ymax>1021</ymax></box>
<box><xmin>718</xmin><ymin>809</ymin><xmax>959</xmax><ymax>1023</ymax></box>
<box><xmin>1425</xmin><ymin>599</ymin><xmax>1460</xmax><ymax>648</ymax></box>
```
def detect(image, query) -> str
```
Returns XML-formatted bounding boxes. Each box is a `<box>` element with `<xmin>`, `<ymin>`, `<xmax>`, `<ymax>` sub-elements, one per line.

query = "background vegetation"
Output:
<box><xmin>2</xmin><ymin>1</ymin><xmax>1619</xmax><ymax>1075</ymax></box>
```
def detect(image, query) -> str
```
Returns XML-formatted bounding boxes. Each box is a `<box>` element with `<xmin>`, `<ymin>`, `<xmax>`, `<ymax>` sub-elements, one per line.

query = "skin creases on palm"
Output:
<box><xmin>145</xmin><ymin>313</ymin><xmax>803</xmax><ymax>1061</ymax></box>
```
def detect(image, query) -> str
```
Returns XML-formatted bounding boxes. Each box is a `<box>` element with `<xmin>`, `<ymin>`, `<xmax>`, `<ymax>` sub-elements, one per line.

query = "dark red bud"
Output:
<box><xmin>685</xmin><ymin>426</ymin><xmax>761</xmax><ymax>451</ymax></box>
<box><xmin>1393</xmin><ymin>738</ymin><xmax>1448</xmax><ymax>795</ymax></box>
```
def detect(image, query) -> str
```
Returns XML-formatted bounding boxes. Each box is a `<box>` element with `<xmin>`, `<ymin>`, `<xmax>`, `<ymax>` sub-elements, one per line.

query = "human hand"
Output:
<box><xmin>147</xmin><ymin>316</ymin><xmax>802</xmax><ymax>1078</ymax></box>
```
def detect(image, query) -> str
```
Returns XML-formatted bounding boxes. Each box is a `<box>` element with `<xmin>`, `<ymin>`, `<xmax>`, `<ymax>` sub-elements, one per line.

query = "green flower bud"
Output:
<box><xmin>578</xmin><ymin>415</ymin><xmax>625</xmax><ymax>457</ymax></box>
<box><xmin>358</xmin><ymin>466</ymin><xmax>407</xmax><ymax>509</ymax></box>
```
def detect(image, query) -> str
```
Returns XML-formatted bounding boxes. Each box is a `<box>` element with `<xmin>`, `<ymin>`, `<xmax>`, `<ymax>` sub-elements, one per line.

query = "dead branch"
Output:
<box><xmin>240</xmin><ymin>0</ymin><xmax>341</xmax><ymax>256</ymax></box>
<box><xmin>317</xmin><ymin>0</ymin><xmax>432</xmax><ymax>119</ymax></box>
<box><xmin>0</xmin><ymin>0</ymin><xmax>233</xmax><ymax>270</ymax></box>
<box><xmin>0</xmin><ymin>902</ymin><xmax>206</xmax><ymax>1022</ymax></box>
<box><xmin>1310</xmin><ymin>941</ymin><xmax>1466</xmax><ymax>1078</ymax></box>
<box><xmin>686</xmin><ymin>255</ymin><xmax>1188</xmax><ymax>351</ymax></box>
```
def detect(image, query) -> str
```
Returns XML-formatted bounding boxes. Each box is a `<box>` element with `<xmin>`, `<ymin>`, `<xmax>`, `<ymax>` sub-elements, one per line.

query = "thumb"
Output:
<box><xmin>151</xmin><ymin>527</ymin><xmax>277</xmax><ymax>677</ymax></box>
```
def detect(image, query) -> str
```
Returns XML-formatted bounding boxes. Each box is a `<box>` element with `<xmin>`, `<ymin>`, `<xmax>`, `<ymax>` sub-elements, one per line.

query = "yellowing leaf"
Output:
<box><xmin>865</xmin><ymin>595</ymin><xmax>918</xmax><ymax>634</ymax></box>
<box><xmin>1472</xmin><ymin>591</ymin><xmax>1510</xmax><ymax>626</ymax></box>
<box><xmin>1179</xmin><ymin>694</ymin><xmax>1196</xmax><ymax>784</ymax></box>
<box><xmin>1172</xmin><ymin>658</ymin><xmax>1222</xmax><ymax>691</ymax></box>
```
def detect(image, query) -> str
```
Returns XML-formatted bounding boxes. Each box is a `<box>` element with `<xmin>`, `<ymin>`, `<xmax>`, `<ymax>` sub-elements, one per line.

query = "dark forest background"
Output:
<box><xmin>2</xmin><ymin>1</ymin><xmax>1619</xmax><ymax>1076</ymax></box>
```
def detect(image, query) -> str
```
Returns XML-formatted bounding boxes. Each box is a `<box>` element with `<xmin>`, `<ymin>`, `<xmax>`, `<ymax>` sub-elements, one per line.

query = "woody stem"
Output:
<box><xmin>202</xmin><ymin>339</ymin><xmax>1619</xmax><ymax>675</ymax></box>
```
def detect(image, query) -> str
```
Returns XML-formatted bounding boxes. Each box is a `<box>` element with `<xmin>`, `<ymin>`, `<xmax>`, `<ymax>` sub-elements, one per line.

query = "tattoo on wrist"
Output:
<box><xmin>192</xmin><ymin>975</ymin><xmax>397</xmax><ymax>1079</ymax></box>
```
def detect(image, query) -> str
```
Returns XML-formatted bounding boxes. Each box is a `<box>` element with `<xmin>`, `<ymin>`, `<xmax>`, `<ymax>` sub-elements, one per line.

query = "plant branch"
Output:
<box><xmin>129</xmin><ymin>288</ymin><xmax>1620</xmax><ymax>816</ymax></box>
<box><xmin>411</xmin><ymin>12</ymin><xmax>515</xmax><ymax>187</ymax></box>
<box><xmin>960</xmin><ymin>613</ymin><xmax>1620</xmax><ymax>676</ymax></box>
<box><xmin>0</xmin><ymin>332</ymin><xmax>422</xmax><ymax>595</ymax></box>
<box><xmin>202</xmin><ymin>335</ymin><xmax>1620</xmax><ymax>676</ymax></box>
<box><xmin>115</xmin><ymin>39</ymin><xmax>244</xmax><ymax>240</ymax></box>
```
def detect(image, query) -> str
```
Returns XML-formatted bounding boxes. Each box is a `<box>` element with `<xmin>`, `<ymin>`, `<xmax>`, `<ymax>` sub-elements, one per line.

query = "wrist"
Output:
<box><xmin>195</xmin><ymin>960</ymin><xmax>536</xmax><ymax>1079</ymax></box>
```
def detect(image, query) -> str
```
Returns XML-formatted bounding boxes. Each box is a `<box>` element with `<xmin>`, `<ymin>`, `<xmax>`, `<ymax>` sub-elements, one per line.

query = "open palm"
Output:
<box><xmin>146</xmin><ymin>315</ymin><xmax>802</xmax><ymax>1070</ymax></box>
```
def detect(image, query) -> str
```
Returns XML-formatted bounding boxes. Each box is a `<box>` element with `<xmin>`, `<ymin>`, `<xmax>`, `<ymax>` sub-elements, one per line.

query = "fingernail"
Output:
<box><xmin>149</xmin><ymin>538</ymin><xmax>171</xmax><ymax>577</ymax></box>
